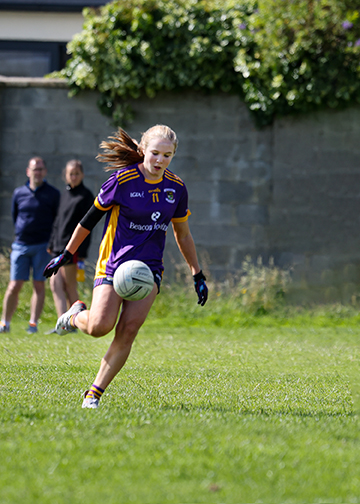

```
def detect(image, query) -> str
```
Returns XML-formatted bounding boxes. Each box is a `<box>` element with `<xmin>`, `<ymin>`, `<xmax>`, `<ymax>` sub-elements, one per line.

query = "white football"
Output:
<box><xmin>113</xmin><ymin>260</ymin><xmax>154</xmax><ymax>301</ymax></box>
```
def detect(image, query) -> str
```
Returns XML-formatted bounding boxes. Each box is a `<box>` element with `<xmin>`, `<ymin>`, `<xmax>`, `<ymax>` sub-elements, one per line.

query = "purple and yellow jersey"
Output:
<box><xmin>94</xmin><ymin>164</ymin><xmax>190</xmax><ymax>279</ymax></box>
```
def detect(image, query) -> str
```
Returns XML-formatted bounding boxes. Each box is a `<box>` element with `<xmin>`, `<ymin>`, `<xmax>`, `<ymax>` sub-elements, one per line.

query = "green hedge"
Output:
<box><xmin>54</xmin><ymin>0</ymin><xmax>360</xmax><ymax>126</ymax></box>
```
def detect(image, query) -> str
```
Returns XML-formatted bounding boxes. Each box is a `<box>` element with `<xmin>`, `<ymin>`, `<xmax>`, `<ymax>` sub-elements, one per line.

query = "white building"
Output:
<box><xmin>0</xmin><ymin>0</ymin><xmax>105</xmax><ymax>76</ymax></box>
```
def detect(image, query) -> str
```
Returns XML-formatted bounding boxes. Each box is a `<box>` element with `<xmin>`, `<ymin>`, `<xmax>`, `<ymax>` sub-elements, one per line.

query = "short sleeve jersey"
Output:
<box><xmin>94</xmin><ymin>164</ymin><xmax>190</xmax><ymax>279</ymax></box>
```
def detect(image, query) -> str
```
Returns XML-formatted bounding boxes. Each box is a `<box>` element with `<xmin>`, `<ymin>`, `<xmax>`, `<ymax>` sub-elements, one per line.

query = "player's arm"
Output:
<box><xmin>172</xmin><ymin>220</ymin><xmax>208</xmax><ymax>306</ymax></box>
<box><xmin>65</xmin><ymin>224</ymin><xmax>91</xmax><ymax>255</ymax></box>
<box><xmin>172</xmin><ymin>220</ymin><xmax>200</xmax><ymax>276</ymax></box>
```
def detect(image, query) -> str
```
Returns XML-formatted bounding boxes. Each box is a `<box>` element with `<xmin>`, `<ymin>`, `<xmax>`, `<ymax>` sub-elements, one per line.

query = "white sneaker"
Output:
<box><xmin>82</xmin><ymin>390</ymin><xmax>100</xmax><ymax>409</ymax></box>
<box><xmin>55</xmin><ymin>300</ymin><xmax>86</xmax><ymax>335</ymax></box>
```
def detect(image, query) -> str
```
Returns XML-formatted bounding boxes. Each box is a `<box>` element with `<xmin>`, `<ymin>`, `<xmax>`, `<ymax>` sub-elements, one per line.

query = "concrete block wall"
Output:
<box><xmin>1</xmin><ymin>77</ymin><xmax>360</xmax><ymax>299</ymax></box>
<box><xmin>135</xmin><ymin>91</ymin><xmax>274</xmax><ymax>279</ymax></box>
<box><xmin>270</xmin><ymin>109</ymin><xmax>360</xmax><ymax>301</ymax></box>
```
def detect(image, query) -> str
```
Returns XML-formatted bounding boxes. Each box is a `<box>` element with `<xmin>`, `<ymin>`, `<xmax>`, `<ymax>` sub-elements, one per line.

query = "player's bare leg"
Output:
<box><xmin>92</xmin><ymin>285</ymin><xmax>157</xmax><ymax>390</ymax></box>
<box><xmin>56</xmin><ymin>282</ymin><xmax>122</xmax><ymax>336</ymax></box>
<box><xmin>75</xmin><ymin>284</ymin><xmax>122</xmax><ymax>336</ymax></box>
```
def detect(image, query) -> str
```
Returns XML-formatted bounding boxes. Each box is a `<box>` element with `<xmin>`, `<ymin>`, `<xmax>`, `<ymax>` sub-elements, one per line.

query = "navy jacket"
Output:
<box><xmin>12</xmin><ymin>181</ymin><xmax>60</xmax><ymax>245</ymax></box>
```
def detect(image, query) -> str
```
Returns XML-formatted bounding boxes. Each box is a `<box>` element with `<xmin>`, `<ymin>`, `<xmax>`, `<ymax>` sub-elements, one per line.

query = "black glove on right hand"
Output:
<box><xmin>193</xmin><ymin>270</ymin><xmax>208</xmax><ymax>306</ymax></box>
<box><xmin>43</xmin><ymin>249</ymin><xmax>73</xmax><ymax>278</ymax></box>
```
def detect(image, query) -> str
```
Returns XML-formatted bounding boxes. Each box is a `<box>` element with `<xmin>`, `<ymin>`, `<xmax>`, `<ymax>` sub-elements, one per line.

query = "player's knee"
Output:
<box><xmin>87</xmin><ymin>318</ymin><xmax>115</xmax><ymax>338</ymax></box>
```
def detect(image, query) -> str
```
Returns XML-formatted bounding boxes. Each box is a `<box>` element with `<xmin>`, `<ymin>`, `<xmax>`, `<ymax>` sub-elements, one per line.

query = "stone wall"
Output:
<box><xmin>1</xmin><ymin>77</ymin><xmax>360</xmax><ymax>300</ymax></box>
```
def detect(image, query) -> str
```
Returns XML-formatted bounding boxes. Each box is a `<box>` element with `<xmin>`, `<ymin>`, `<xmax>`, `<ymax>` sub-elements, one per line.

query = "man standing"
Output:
<box><xmin>0</xmin><ymin>157</ymin><xmax>60</xmax><ymax>334</ymax></box>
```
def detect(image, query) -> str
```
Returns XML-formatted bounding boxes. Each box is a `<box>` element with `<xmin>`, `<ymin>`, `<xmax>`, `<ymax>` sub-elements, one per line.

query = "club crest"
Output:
<box><xmin>165</xmin><ymin>188</ymin><xmax>175</xmax><ymax>203</ymax></box>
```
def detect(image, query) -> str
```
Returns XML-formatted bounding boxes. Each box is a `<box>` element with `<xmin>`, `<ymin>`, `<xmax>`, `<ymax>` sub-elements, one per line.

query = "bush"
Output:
<box><xmin>242</xmin><ymin>0</ymin><xmax>360</xmax><ymax>124</ymax></box>
<box><xmin>57</xmin><ymin>0</ymin><xmax>252</xmax><ymax>123</ymax></box>
<box><xmin>213</xmin><ymin>255</ymin><xmax>291</xmax><ymax>315</ymax></box>
<box><xmin>53</xmin><ymin>0</ymin><xmax>360</xmax><ymax>126</ymax></box>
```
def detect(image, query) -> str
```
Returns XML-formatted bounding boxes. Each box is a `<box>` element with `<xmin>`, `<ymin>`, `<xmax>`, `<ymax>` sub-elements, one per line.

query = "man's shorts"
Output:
<box><xmin>10</xmin><ymin>242</ymin><xmax>51</xmax><ymax>282</ymax></box>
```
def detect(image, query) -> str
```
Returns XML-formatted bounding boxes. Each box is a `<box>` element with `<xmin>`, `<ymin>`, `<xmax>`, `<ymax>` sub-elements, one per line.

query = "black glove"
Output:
<box><xmin>43</xmin><ymin>249</ymin><xmax>73</xmax><ymax>278</ymax></box>
<box><xmin>193</xmin><ymin>270</ymin><xmax>208</xmax><ymax>306</ymax></box>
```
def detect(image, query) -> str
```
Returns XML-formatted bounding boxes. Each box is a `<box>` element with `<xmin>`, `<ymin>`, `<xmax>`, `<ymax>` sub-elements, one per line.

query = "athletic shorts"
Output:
<box><xmin>10</xmin><ymin>242</ymin><xmax>51</xmax><ymax>282</ymax></box>
<box><xmin>94</xmin><ymin>270</ymin><xmax>162</xmax><ymax>294</ymax></box>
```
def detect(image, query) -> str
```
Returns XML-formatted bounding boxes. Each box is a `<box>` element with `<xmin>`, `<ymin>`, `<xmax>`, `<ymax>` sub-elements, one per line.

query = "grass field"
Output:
<box><xmin>1</xmin><ymin>278</ymin><xmax>360</xmax><ymax>504</ymax></box>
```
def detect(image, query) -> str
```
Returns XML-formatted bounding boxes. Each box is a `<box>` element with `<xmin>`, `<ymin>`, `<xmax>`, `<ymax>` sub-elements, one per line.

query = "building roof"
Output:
<box><xmin>0</xmin><ymin>0</ymin><xmax>105</xmax><ymax>12</ymax></box>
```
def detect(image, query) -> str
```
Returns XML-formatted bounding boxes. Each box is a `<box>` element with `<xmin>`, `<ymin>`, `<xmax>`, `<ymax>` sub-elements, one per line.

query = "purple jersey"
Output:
<box><xmin>94</xmin><ymin>164</ymin><xmax>190</xmax><ymax>279</ymax></box>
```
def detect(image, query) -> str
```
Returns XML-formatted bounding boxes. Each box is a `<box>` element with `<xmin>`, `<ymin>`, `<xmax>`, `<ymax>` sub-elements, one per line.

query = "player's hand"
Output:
<box><xmin>193</xmin><ymin>270</ymin><xmax>208</xmax><ymax>306</ymax></box>
<box><xmin>43</xmin><ymin>249</ymin><xmax>73</xmax><ymax>278</ymax></box>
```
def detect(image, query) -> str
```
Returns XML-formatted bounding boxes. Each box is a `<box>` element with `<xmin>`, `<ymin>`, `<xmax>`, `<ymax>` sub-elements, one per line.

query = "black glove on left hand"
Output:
<box><xmin>43</xmin><ymin>249</ymin><xmax>73</xmax><ymax>278</ymax></box>
<box><xmin>194</xmin><ymin>270</ymin><xmax>208</xmax><ymax>306</ymax></box>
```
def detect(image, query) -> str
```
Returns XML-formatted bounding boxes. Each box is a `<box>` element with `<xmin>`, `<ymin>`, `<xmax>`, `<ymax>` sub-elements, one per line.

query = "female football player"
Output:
<box><xmin>43</xmin><ymin>124</ymin><xmax>208</xmax><ymax>409</ymax></box>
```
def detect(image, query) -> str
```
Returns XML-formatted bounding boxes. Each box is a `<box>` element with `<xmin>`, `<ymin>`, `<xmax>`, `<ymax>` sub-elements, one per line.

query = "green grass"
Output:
<box><xmin>1</xmin><ymin>279</ymin><xmax>360</xmax><ymax>503</ymax></box>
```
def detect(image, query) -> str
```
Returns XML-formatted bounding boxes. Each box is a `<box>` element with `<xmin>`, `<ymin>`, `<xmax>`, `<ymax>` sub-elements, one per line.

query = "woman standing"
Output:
<box><xmin>48</xmin><ymin>160</ymin><xmax>94</xmax><ymax>317</ymax></box>
<box><xmin>43</xmin><ymin>125</ymin><xmax>208</xmax><ymax>408</ymax></box>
